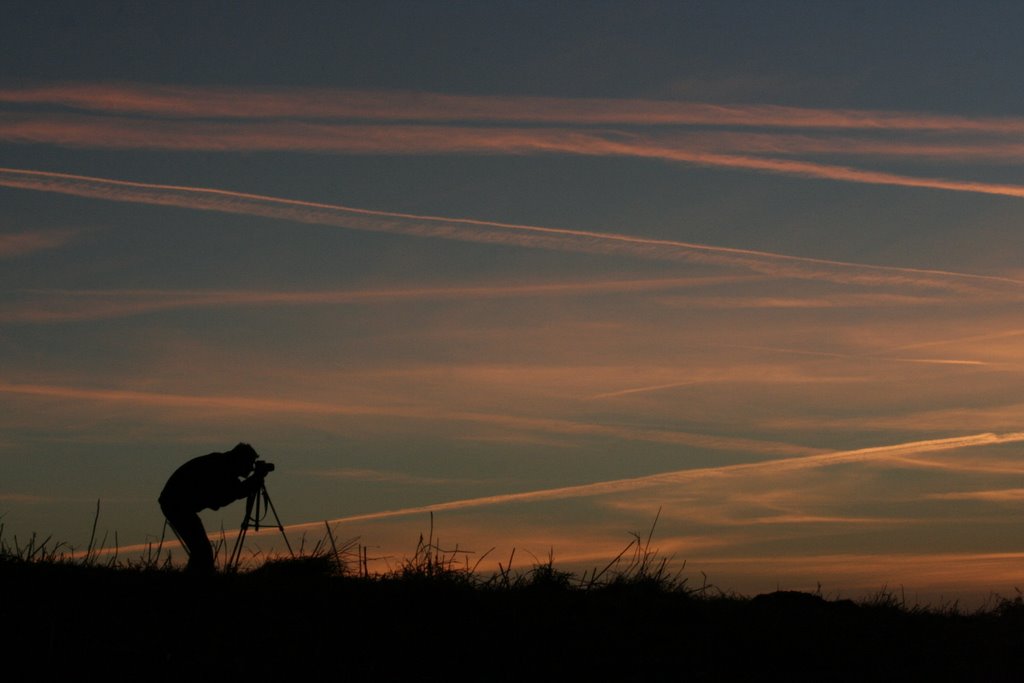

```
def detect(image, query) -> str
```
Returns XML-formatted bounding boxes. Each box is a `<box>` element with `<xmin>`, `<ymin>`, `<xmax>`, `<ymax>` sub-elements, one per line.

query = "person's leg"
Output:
<box><xmin>161</xmin><ymin>503</ymin><xmax>214</xmax><ymax>573</ymax></box>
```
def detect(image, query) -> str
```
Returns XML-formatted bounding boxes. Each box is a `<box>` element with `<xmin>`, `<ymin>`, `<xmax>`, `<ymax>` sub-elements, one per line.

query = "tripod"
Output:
<box><xmin>228</xmin><ymin>478</ymin><xmax>294</xmax><ymax>571</ymax></box>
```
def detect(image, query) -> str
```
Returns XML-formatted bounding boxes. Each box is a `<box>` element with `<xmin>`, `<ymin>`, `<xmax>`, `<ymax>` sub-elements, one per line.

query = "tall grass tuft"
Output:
<box><xmin>578</xmin><ymin>508</ymin><xmax>694</xmax><ymax>595</ymax></box>
<box><xmin>394</xmin><ymin>512</ymin><xmax>493</xmax><ymax>585</ymax></box>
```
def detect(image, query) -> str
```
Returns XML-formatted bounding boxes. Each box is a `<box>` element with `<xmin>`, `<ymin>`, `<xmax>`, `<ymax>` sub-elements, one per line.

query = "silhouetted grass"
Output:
<box><xmin>3</xmin><ymin>512</ymin><xmax>1024</xmax><ymax>681</ymax></box>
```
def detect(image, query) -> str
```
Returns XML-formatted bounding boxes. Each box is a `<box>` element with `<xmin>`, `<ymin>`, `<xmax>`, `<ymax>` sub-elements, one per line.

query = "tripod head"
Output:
<box><xmin>239</xmin><ymin>460</ymin><xmax>276</xmax><ymax>528</ymax></box>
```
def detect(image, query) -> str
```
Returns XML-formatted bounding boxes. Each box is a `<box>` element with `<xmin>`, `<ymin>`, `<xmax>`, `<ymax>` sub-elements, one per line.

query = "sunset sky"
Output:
<box><xmin>3</xmin><ymin>2</ymin><xmax>1024</xmax><ymax>604</ymax></box>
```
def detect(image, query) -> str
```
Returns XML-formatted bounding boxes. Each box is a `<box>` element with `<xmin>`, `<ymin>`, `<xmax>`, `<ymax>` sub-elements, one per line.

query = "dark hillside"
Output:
<box><xmin>3</xmin><ymin>557</ymin><xmax>1024</xmax><ymax>681</ymax></box>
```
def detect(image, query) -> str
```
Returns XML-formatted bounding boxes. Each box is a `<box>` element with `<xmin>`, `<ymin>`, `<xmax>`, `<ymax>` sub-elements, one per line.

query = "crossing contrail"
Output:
<box><xmin>2</xmin><ymin>166</ymin><xmax>1021</xmax><ymax>293</ymax></box>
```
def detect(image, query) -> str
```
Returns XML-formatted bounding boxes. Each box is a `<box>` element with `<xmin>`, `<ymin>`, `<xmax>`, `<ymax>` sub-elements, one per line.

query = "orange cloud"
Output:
<box><xmin>655</xmin><ymin>131</ymin><xmax>1024</xmax><ymax>162</ymax></box>
<box><xmin>656</xmin><ymin>292</ymin><xmax>985</xmax><ymax>309</ymax></box>
<box><xmin>0</xmin><ymin>275</ymin><xmax>760</xmax><ymax>323</ymax></box>
<box><xmin>0</xmin><ymin>229</ymin><xmax>78</xmax><ymax>258</ymax></box>
<box><xmin>928</xmin><ymin>488</ymin><xmax>1024</xmax><ymax>501</ymax></box>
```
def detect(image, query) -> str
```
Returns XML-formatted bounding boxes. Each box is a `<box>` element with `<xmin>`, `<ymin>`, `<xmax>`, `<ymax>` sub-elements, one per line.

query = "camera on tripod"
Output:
<box><xmin>230</xmin><ymin>457</ymin><xmax>292</xmax><ymax>571</ymax></box>
<box><xmin>254</xmin><ymin>459</ymin><xmax>275</xmax><ymax>476</ymax></box>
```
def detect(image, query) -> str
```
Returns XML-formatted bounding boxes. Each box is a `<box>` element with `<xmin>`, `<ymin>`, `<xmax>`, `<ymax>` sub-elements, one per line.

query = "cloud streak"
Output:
<box><xmin>6</xmin><ymin>84</ymin><xmax>1024</xmax><ymax>133</ymax></box>
<box><xmin>7</xmin><ymin>115</ymin><xmax>1024</xmax><ymax>165</ymax></box>
<box><xmin>8</xmin><ymin>81</ymin><xmax>1024</xmax><ymax>209</ymax></box>
<box><xmin>5</xmin><ymin>116</ymin><xmax>1024</xmax><ymax>204</ymax></box>
<box><xmin>928</xmin><ymin>489</ymin><xmax>1024</xmax><ymax>502</ymax></box>
<box><xmin>656</xmin><ymin>292</ymin><xmax>986</xmax><ymax>309</ymax></box>
<box><xmin>306</xmin><ymin>468</ymin><xmax>486</xmax><ymax>487</ymax></box>
<box><xmin>0</xmin><ymin>229</ymin><xmax>78</xmax><ymax>258</ymax></box>
<box><xmin>767</xmin><ymin>399</ymin><xmax>1024</xmax><ymax>435</ymax></box>
<box><xmin>0</xmin><ymin>275</ymin><xmax>760</xmax><ymax>323</ymax></box>
<box><xmin>1</xmin><ymin>167</ymin><xmax>1019</xmax><ymax>293</ymax></box>
<box><xmin>0</xmin><ymin>380</ymin><xmax>816</xmax><ymax>456</ymax></box>
<box><xmin>3</xmin><ymin>279</ymin><xmax>988</xmax><ymax>325</ymax></box>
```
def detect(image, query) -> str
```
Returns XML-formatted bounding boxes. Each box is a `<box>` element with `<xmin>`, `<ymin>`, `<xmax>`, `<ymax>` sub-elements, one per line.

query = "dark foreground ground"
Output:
<box><xmin>3</xmin><ymin>557</ymin><xmax>1024</xmax><ymax>681</ymax></box>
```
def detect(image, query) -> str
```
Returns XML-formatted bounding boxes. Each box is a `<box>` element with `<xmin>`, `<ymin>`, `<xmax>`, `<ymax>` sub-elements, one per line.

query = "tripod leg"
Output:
<box><xmin>260</xmin><ymin>484</ymin><xmax>294</xmax><ymax>558</ymax></box>
<box><xmin>228</xmin><ymin>491</ymin><xmax>258</xmax><ymax>572</ymax></box>
<box><xmin>228</xmin><ymin>524</ymin><xmax>248</xmax><ymax>571</ymax></box>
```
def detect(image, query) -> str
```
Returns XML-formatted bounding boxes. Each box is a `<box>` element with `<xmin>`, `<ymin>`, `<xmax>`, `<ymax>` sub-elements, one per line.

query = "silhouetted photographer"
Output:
<box><xmin>159</xmin><ymin>442</ymin><xmax>271</xmax><ymax>573</ymax></box>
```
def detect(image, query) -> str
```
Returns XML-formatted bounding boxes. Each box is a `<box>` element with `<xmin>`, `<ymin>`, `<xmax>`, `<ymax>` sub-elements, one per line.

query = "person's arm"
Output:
<box><xmin>208</xmin><ymin>471</ymin><xmax>265</xmax><ymax>510</ymax></box>
<box><xmin>238</xmin><ymin>471</ymin><xmax>265</xmax><ymax>500</ymax></box>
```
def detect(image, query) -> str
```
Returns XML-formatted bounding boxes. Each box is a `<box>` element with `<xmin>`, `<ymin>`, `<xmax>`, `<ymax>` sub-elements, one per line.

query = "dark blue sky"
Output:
<box><xmin>5</xmin><ymin>1</ymin><xmax>1024</xmax><ymax>111</ymax></box>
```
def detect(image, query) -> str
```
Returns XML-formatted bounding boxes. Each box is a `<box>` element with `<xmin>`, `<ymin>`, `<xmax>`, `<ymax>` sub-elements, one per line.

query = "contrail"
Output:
<box><xmin>590</xmin><ymin>381</ymin><xmax>706</xmax><ymax>399</ymax></box>
<box><xmin>282</xmin><ymin>431</ymin><xmax>1024</xmax><ymax>529</ymax></box>
<box><xmin>654</xmin><ymin>292</ymin><xmax>987</xmax><ymax>309</ymax></box>
<box><xmin>586</xmin><ymin>353</ymin><xmax>990</xmax><ymax>401</ymax></box>
<box><xmin>2</xmin><ymin>167</ymin><xmax>1021</xmax><ymax>293</ymax></box>
<box><xmin>6</xmin><ymin>117</ymin><xmax>1024</xmax><ymax>200</ymax></box>
<box><xmin>6</xmin><ymin>116</ymin><xmax>1024</xmax><ymax>164</ymax></box>
<box><xmin>5</xmin><ymin>84</ymin><xmax>1024</xmax><ymax>133</ymax></box>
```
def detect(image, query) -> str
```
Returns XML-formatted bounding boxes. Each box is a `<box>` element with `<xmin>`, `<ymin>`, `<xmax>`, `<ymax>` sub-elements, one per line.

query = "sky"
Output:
<box><xmin>3</xmin><ymin>1</ymin><xmax>1024</xmax><ymax>604</ymax></box>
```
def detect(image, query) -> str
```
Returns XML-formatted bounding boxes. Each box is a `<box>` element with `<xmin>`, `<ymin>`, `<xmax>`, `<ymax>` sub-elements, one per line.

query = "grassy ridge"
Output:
<box><xmin>3</xmin><ymin>525</ymin><xmax>1024</xmax><ymax>681</ymax></box>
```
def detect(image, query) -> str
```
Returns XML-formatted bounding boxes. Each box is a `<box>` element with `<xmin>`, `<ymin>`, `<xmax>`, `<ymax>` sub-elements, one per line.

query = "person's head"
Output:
<box><xmin>229</xmin><ymin>442</ymin><xmax>259</xmax><ymax>476</ymax></box>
